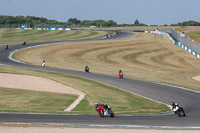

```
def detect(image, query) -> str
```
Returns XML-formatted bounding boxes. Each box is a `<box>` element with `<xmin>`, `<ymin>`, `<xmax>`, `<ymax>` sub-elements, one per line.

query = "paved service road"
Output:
<box><xmin>0</xmin><ymin>31</ymin><xmax>200</xmax><ymax>128</ymax></box>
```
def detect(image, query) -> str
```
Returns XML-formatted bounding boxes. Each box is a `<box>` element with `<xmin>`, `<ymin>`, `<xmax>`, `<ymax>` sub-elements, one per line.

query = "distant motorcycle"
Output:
<box><xmin>171</xmin><ymin>102</ymin><xmax>186</xmax><ymax>117</ymax></box>
<box><xmin>85</xmin><ymin>66</ymin><xmax>89</xmax><ymax>73</ymax></box>
<box><xmin>5</xmin><ymin>45</ymin><xmax>8</xmax><ymax>50</ymax></box>
<box><xmin>119</xmin><ymin>72</ymin><xmax>124</xmax><ymax>79</ymax></box>
<box><xmin>95</xmin><ymin>103</ymin><xmax>114</xmax><ymax>117</ymax></box>
<box><xmin>22</xmin><ymin>41</ymin><xmax>26</xmax><ymax>45</ymax></box>
<box><xmin>41</xmin><ymin>60</ymin><xmax>46</xmax><ymax>67</ymax></box>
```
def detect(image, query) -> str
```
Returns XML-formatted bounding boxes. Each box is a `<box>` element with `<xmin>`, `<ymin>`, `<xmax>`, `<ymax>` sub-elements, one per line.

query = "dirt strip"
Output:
<box><xmin>0</xmin><ymin>73</ymin><xmax>85</xmax><ymax>111</ymax></box>
<box><xmin>192</xmin><ymin>76</ymin><xmax>200</xmax><ymax>81</ymax></box>
<box><xmin>0</xmin><ymin>127</ymin><xmax>199</xmax><ymax>133</ymax></box>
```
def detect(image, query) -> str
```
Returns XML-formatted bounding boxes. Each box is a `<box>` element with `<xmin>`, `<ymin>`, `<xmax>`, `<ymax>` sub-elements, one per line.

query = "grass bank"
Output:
<box><xmin>13</xmin><ymin>33</ymin><xmax>200</xmax><ymax>92</ymax></box>
<box><xmin>0</xmin><ymin>28</ymin><xmax>108</xmax><ymax>44</ymax></box>
<box><xmin>186</xmin><ymin>31</ymin><xmax>200</xmax><ymax>44</ymax></box>
<box><xmin>0</xmin><ymin>87</ymin><xmax>77</xmax><ymax>113</ymax></box>
<box><xmin>0</xmin><ymin>65</ymin><xmax>169</xmax><ymax>114</ymax></box>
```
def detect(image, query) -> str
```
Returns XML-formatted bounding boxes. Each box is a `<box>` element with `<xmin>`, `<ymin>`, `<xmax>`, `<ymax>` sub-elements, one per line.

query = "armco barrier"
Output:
<box><xmin>158</xmin><ymin>27</ymin><xmax>200</xmax><ymax>55</ymax></box>
<box><xmin>151</xmin><ymin>30</ymin><xmax>200</xmax><ymax>59</ymax></box>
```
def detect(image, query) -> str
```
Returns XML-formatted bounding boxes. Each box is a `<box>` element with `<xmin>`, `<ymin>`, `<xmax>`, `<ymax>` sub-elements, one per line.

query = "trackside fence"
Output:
<box><xmin>158</xmin><ymin>27</ymin><xmax>200</xmax><ymax>55</ymax></box>
<box><xmin>151</xmin><ymin>28</ymin><xmax>200</xmax><ymax>59</ymax></box>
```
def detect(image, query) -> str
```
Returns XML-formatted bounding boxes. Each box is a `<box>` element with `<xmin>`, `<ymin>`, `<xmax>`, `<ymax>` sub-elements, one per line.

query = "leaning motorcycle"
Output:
<box><xmin>22</xmin><ymin>41</ymin><xmax>26</xmax><ymax>45</ymax></box>
<box><xmin>172</xmin><ymin>103</ymin><xmax>186</xmax><ymax>117</ymax></box>
<box><xmin>95</xmin><ymin>103</ymin><xmax>114</xmax><ymax>117</ymax></box>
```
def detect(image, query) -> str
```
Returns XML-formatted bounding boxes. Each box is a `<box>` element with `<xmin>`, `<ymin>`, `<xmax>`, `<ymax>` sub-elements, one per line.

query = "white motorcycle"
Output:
<box><xmin>171</xmin><ymin>102</ymin><xmax>186</xmax><ymax>117</ymax></box>
<box><xmin>41</xmin><ymin>60</ymin><xmax>46</xmax><ymax>67</ymax></box>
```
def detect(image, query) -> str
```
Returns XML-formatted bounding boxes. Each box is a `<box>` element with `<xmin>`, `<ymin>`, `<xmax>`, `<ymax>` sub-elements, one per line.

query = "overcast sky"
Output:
<box><xmin>0</xmin><ymin>0</ymin><xmax>199</xmax><ymax>25</ymax></box>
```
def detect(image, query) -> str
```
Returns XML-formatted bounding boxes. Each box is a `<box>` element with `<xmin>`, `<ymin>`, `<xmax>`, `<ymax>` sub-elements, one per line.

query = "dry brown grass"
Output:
<box><xmin>0</xmin><ymin>29</ymin><xmax>108</xmax><ymax>44</ymax></box>
<box><xmin>13</xmin><ymin>33</ymin><xmax>200</xmax><ymax>91</ymax></box>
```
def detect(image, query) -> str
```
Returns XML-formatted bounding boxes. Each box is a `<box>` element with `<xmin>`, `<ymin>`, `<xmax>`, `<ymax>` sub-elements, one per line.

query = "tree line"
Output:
<box><xmin>0</xmin><ymin>15</ymin><xmax>146</xmax><ymax>28</ymax></box>
<box><xmin>0</xmin><ymin>15</ymin><xmax>199</xmax><ymax>28</ymax></box>
<box><xmin>0</xmin><ymin>15</ymin><xmax>63</xmax><ymax>28</ymax></box>
<box><xmin>170</xmin><ymin>20</ymin><xmax>200</xmax><ymax>26</ymax></box>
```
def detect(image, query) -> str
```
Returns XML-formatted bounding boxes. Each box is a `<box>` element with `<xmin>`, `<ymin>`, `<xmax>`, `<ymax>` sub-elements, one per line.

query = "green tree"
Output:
<box><xmin>134</xmin><ymin>19</ymin><xmax>140</xmax><ymax>25</ymax></box>
<box><xmin>67</xmin><ymin>18</ymin><xmax>81</xmax><ymax>24</ymax></box>
<box><xmin>102</xmin><ymin>20</ymin><xmax>117</xmax><ymax>27</ymax></box>
<box><xmin>171</xmin><ymin>20</ymin><xmax>200</xmax><ymax>26</ymax></box>
<box><xmin>81</xmin><ymin>20</ymin><xmax>93</xmax><ymax>26</ymax></box>
<box><xmin>0</xmin><ymin>15</ymin><xmax>7</xmax><ymax>25</ymax></box>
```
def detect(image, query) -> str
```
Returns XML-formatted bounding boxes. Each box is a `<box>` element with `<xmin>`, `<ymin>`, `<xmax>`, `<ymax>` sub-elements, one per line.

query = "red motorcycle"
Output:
<box><xmin>22</xmin><ymin>41</ymin><xmax>26</xmax><ymax>45</ymax></box>
<box><xmin>95</xmin><ymin>103</ymin><xmax>114</xmax><ymax>117</ymax></box>
<box><xmin>5</xmin><ymin>45</ymin><xmax>8</xmax><ymax>50</ymax></box>
<box><xmin>119</xmin><ymin>72</ymin><xmax>124</xmax><ymax>79</ymax></box>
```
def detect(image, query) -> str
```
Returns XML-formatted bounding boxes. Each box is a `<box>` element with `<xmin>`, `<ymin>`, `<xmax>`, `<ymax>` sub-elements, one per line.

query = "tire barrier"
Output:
<box><xmin>17</xmin><ymin>28</ymin><xmax>71</xmax><ymax>30</ymax></box>
<box><xmin>35</xmin><ymin>28</ymin><xmax>71</xmax><ymax>30</ymax></box>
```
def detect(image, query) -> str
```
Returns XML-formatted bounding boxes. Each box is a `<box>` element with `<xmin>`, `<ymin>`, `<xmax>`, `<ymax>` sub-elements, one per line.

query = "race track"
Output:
<box><xmin>0</xmin><ymin>31</ymin><xmax>200</xmax><ymax>129</ymax></box>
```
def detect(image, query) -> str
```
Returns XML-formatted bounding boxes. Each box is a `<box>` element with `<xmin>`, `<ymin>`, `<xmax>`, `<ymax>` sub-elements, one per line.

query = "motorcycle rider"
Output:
<box><xmin>119</xmin><ymin>69</ymin><xmax>122</xmax><ymax>74</ymax></box>
<box><xmin>5</xmin><ymin>45</ymin><xmax>8</xmax><ymax>50</ymax></box>
<box><xmin>95</xmin><ymin>102</ymin><xmax>108</xmax><ymax>109</ymax></box>
<box><xmin>41</xmin><ymin>60</ymin><xmax>46</xmax><ymax>67</ymax></box>
<box><xmin>119</xmin><ymin>69</ymin><xmax>123</xmax><ymax>78</ymax></box>
<box><xmin>172</xmin><ymin>102</ymin><xmax>179</xmax><ymax>112</ymax></box>
<box><xmin>94</xmin><ymin>102</ymin><xmax>114</xmax><ymax>117</ymax></box>
<box><xmin>95</xmin><ymin>102</ymin><xmax>100</xmax><ymax>108</ymax></box>
<box><xmin>171</xmin><ymin>102</ymin><xmax>186</xmax><ymax>117</ymax></box>
<box><xmin>85</xmin><ymin>65</ymin><xmax>89</xmax><ymax>73</ymax></box>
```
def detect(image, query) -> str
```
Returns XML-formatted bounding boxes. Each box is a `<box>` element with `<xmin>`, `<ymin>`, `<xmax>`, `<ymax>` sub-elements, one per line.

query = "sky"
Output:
<box><xmin>0</xmin><ymin>0</ymin><xmax>200</xmax><ymax>25</ymax></box>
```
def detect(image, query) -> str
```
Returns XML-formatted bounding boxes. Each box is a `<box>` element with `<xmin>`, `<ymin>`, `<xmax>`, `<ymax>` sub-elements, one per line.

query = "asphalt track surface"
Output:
<box><xmin>0</xmin><ymin>31</ymin><xmax>200</xmax><ymax>129</ymax></box>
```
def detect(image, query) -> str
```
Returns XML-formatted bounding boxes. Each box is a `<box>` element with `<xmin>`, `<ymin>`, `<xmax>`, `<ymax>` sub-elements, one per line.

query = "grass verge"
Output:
<box><xmin>0</xmin><ymin>87</ymin><xmax>77</xmax><ymax>113</ymax></box>
<box><xmin>186</xmin><ymin>31</ymin><xmax>200</xmax><ymax>44</ymax></box>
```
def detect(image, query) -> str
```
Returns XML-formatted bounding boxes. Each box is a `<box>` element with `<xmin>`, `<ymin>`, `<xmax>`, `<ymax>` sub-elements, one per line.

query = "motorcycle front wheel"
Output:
<box><xmin>98</xmin><ymin>110</ymin><xmax>104</xmax><ymax>117</ymax></box>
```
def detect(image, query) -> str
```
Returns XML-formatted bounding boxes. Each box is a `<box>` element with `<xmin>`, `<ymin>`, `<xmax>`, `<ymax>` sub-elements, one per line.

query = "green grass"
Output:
<box><xmin>0</xmin><ymin>65</ymin><xmax>169</xmax><ymax>114</ymax></box>
<box><xmin>0</xmin><ymin>87</ymin><xmax>77</xmax><ymax>113</ymax></box>
<box><xmin>175</xmin><ymin>27</ymin><xmax>192</xmax><ymax>32</ymax></box>
<box><xmin>186</xmin><ymin>31</ymin><xmax>200</xmax><ymax>44</ymax></box>
<box><xmin>0</xmin><ymin>28</ymin><xmax>109</xmax><ymax>44</ymax></box>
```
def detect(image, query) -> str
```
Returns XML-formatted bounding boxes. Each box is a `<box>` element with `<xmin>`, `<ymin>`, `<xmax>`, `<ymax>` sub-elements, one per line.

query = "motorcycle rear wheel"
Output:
<box><xmin>110</xmin><ymin>112</ymin><xmax>114</xmax><ymax>117</ymax></box>
<box><xmin>178</xmin><ymin>108</ymin><xmax>186</xmax><ymax>117</ymax></box>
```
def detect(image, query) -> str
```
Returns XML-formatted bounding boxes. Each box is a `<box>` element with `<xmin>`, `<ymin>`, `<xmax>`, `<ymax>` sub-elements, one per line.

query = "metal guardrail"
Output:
<box><xmin>158</xmin><ymin>27</ymin><xmax>200</xmax><ymax>55</ymax></box>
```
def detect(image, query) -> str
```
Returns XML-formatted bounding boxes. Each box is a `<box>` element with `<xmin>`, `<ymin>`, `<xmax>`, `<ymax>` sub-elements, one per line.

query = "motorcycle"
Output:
<box><xmin>95</xmin><ymin>103</ymin><xmax>114</xmax><ymax>117</ymax></box>
<box><xmin>171</xmin><ymin>102</ymin><xmax>186</xmax><ymax>117</ymax></box>
<box><xmin>41</xmin><ymin>60</ymin><xmax>46</xmax><ymax>67</ymax></box>
<box><xmin>22</xmin><ymin>41</ymin><xmax>26</xmax><ymax>45</ymax></box>
<box><xmin>85</xmin><ymin>66</ymin><xmax>89</xmax><ymax>73</ymax></box>
<box><xmin>5</xmin><ymin>45</ymin><xmax>8</xmax><ymax>50</ymax></box>
<box><xmin>119</xmin><ymin>72</ymin><xmax>124</xmax><ymax>79</ymax></box>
